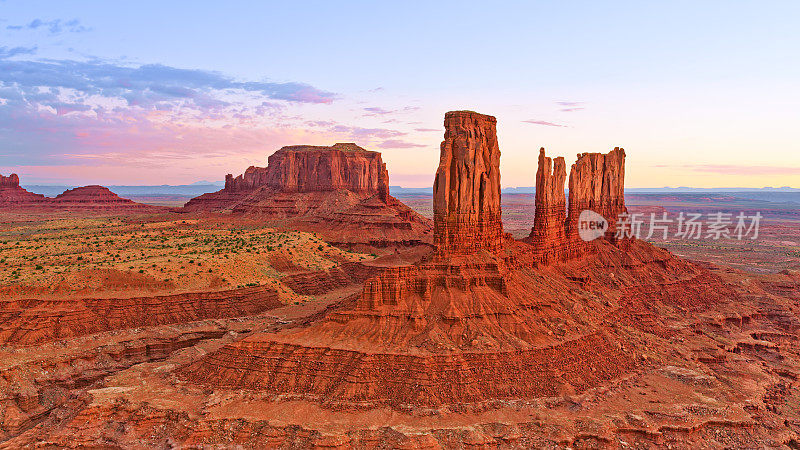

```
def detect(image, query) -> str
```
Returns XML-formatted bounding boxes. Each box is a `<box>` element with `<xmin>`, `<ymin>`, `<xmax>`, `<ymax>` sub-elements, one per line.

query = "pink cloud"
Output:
<box><xmin>656</xmin><ymin>164</ymin><xmax>800</xmax><ymax>176</ymax></box>
<box><xmin>523</xmin><ymin>119</ymin><xmax>566</xmax><ymax>127</ymax></box>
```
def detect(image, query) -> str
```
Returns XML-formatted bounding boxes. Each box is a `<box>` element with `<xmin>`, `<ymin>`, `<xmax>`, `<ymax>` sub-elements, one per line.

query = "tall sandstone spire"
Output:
<box><xmin>433</xmin><ymin>111</ymin><xmax>503</xmax><ymax>255</ymax></box>
<box><xmin>529</xmin><ymin>148</ymin><xmax>568</xmax><ymax>262</ymax></box>
<box><xmin>529</xmin><ymin>147</ymin><xmax>627</xmax><ymax>262</ymax></box>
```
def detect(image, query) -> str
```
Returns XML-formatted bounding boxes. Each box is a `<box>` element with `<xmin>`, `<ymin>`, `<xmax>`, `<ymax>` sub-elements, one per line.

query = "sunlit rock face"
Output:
<box><xmin>433</xmin><ymin>111</ymin><xmax>503</xmax><ymax>255</ymax></box>
<box><xmin>223</xmin><ymin>143</ymin><xmax>390</xmax><ymax>202</ymax></box>
<box><xmin>184</xmin><ymin>143</ymin><xmax>431</xmax><ymax>246</ymax></box>
<box><xmin>528</xmin><ymin>146</ymin><xmax>627</xmax><ymax>262</ymax></box>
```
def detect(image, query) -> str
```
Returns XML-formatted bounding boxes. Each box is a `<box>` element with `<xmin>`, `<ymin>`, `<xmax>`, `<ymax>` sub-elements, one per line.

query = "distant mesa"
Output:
<box><xmin>184</xmin><ymin>143</ymin><xmax>432</xmax><ymax>246</ymax></box>
<box><xmin>0</xmin><ymin>174</ymin><xmax>148</xmax><ymax>209</ymax></box>
<box><xmin>0</xmin><ymin>173</ymin><xmax>47</xmax><ymax>205</ymax></box>
<box><xmin>54</xmin><ymin>185</ymin><xmax>138</xmax><ymax>205</ymax></box>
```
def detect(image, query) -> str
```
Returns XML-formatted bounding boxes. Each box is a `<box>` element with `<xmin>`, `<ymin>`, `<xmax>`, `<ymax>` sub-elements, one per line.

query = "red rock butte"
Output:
<box><xmin>184</xmin><ymin>143</ymin><xmax>431</xmax><ymax>246</ymax></box>
<box><xmin>177</xmin><ymin>110</ymin><xmax>719</xmax><ymax>409</ymax></box>
<box><xmin>0</xmin><ymin>174</ymin><xmax>148</xmax><ymax>208</ymax></box>
<box><xmin>0</xmin><ymin>173</ymin><xmax>46</xmax><ymax>205</ymax></box>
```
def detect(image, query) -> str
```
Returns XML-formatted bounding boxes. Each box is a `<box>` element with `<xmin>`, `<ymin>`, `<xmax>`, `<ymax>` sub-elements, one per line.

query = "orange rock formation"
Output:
<box><xmin>179</xmin><ymin>111</ymin><xmax>639</xmax><ymax>407</ymax></box>
<box><xmin>0</xmin><ymin>174</ymin><xmax>149</xmax><ymax>208</ymax></box>
<box><xmin>433</xmin><ymin>111</ymin><xmax>503</xmax><ymax>255</ymax></box>
<box><xmin>53</xmin><ymin>185</ymin><xmax>139</xmax><ymax>206</ymax></box>
<box><xmin>0</xmin><ymin>173</ymin><xmax>46</xmax><ymax>205</ymax></box>
<box><xmin>527</xmin><ymin>147</ymin><xmax>628</xmax><ymax>262</ymax></box>
<box><xmin>184</xmin><ymin>143</ymin><xmax>432</xmax><ymax>246</ymax></box>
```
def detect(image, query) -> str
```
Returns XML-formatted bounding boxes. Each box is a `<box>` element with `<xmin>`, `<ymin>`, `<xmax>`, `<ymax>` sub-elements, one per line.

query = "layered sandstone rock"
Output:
<box><xmin>53</xmin><ymin>185</ymin><xmax>138</xmax><ymax>206</ymax></box>
<box><xmin>179</xmin><ymin>112</ymin><xmax>636</xmax><ymax>408</ymax></box>
<box><xmin>184</xmin><ymin>143</ymin><xmax>431</xmax><ymax>246</ymax></box>
<box><xmin>0</xmin><ymin>173</ymin><xmax>46</xmax><ymax>205</ymax></box>
<box><xmin>567</xmin><ymin>147</ymin><xmax>627</xmax><ymax>240</ymax></box>
<box><xmin>527</xmin><ymin>147</ymin><xmax>627</xmax><ymax>262</ymax></box>
<box><xmin>528</xmin><ymin>148</ymin><xmax>568</xmax><ymax>262</ymax></box>
<box><xmin>433</xmin><ymin>111</ymin><xmax>503</xmax><ymax>255</ymax></box>
<box><xmin>0</xmin><ymin>285</ymin><xmax>281</xmax><ymax>346</ymax></box>
<box><xmin>222</xmin><ymin>143</ymin><xmax>390</xmax><ymax>201</ymax></box>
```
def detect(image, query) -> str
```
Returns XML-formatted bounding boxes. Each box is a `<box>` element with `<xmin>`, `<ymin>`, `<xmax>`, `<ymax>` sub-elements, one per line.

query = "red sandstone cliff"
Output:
<box><xmin>0</xmin><ymin>173</ymin><xmax>46</xmax><ymax>205</ymax></box>
<box><xmin>567</xmin><ymin>147</ymin><xmax>627</xmax><ymax>240</ymax></box>
<box><xmin>527</xmin><ymin>147</ymin><xmax>627</xmax><ymax>262</ymax></box>
<box><xmin>184</xmin><ymin>143</ymin><xmax>431</xmax><ymax>246</ymax></box>
<box><xmin>528</xmin><ymin>148</ymin><xmax>567</xmax><ymax>262</ymax></box>
<box><xmin>193</xmin><ymin>143</ymin><xmax>390</xmax><ymax>204</ymax></box>
<box><xmin>433</xmin><ymin>111</ymin><xmax>503</xmax><ymax>255</ymax></box>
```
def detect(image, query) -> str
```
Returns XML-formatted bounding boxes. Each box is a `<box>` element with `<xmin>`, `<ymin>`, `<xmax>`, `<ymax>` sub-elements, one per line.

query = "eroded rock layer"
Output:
<box><xmin>224</xmin><ymin>143</ymin><xmax>389</xmax><ymax>201</ymax></box>
<box><xmin>528</xmin><ymin>148</ymin><xmax>568</xmax><ymax>263</ymax></box>
<box><xmin>0</xmin><ymin>286</ymin><xmax>281</xmax><ymax>346</ymax></box>
<box><xmin>567</xmin><ymin>147</ymin><xmax>627</xmax><ymax>240</ymax></box>
<box><xmin>433</xmin><ymin>111</ymin><xmax>503</xmax><ymax>255</ymax></box>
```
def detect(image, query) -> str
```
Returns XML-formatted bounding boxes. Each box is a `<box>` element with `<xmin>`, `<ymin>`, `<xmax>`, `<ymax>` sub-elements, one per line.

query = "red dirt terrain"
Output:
<box><xmin>0</xmin><ymin>112</ymin><xmax>798</xmax><ymax>447</ymax></box>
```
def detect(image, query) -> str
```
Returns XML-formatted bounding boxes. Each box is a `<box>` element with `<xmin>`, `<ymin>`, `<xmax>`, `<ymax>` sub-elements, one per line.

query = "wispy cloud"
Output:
<box><xmin>556</xmin><ymin>101</ymin><xmax>585</xmax><ymax>112</ymax></box>
<box><xmin>0</xmin><ymin>46</ymin><xmax>37</xmax><ymax>59</ymax></box>
<box><xmin>0</xmin><ymin>58</ymin><xmax>337</xmax><ymax>112</ymax></box>
<box><xmin>523</xmin><ymin>119</ymin><xmax>567</xmax><ymax>127</ymax></box>
<box><xmin>377</xmin><ymin>139</ymin><xmax>426</xmax><ymax>149</ymax></box>
<box><xmin>362</xmin><ymin>106</ymin><xmax>419</xmax><ymax>117</ymax></box>
<box><xmin>6</xmin><ymin>18</ymin><xmax>89</xmax><ymax>34</ymax></box>
<box><xmin>656</xmin><ymin>164</ymin><xmax>800</xmax><ymax>176</ymax></box>
<box><xmin>0</xmin><ymin>54</ymin><xmax>343</xmax><ymax>182</ymax></box>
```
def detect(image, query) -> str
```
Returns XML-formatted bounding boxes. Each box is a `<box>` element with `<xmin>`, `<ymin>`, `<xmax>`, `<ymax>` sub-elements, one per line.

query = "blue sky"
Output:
<box><xmin>1</xmin><ymin>1</ymin><xmax>798</xmax><ymax>187</ymax></box>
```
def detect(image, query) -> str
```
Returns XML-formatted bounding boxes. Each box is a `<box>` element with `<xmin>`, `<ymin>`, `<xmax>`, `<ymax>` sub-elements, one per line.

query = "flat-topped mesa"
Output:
<box><xmin>566</xmin><ymin>147</ymin><xmax>627</xmax><ymax>241</ymax></box>
<box><xmin>433</xmin><ymin>111</ymin><xmax>503</xmax><ymax>255</ymax></box>
<box><xmin>529</xmin><ymin>148</ymin><xmax>568</xmax><ymax>262</ymax></box>
<box><xmin>0</xmin><ymin>173</ymin><xmax>46</xmax><ymax>204</ymax></box>
<box><xmin>222</xmin><ymin>143</ymin><xmax>389</xmax><ymax>202</ymax></box>
<box><xmin>54</xmin><ymin>185</ymin><xmax>136</xmax><ymax>205</ymax></box>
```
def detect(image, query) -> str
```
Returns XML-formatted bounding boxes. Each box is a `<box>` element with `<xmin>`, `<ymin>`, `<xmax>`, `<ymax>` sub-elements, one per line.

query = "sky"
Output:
<box><xmin>0</xmin><ymin>1</ymin><xmax>798</xmax><ymax>188</ymax></box>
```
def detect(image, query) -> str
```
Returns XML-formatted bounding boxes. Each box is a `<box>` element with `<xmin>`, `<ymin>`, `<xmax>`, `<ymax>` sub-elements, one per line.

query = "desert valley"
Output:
<box><xmin>0</xmin><ymin>111</ymin><xmax>798</xmax><ymax>448</ymax></box>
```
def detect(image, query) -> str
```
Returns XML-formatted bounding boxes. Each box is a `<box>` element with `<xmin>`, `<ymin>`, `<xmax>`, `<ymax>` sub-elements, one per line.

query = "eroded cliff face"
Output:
<box><xmin>0</xmin><ymin>173</ymin><xmax>20</xmax><ymax>188</ymax></box>
<box><xmin>528</xmin><ymin>148</ymin><xmax>568</xmax><ymax>263</ymax></box>
<box><xmin>184</xmin><ymin>143</ymin><xmax>431</xmax><ymax>246</ymax></box>
<box><xmin>220</xmin><ymin>143</ymin><xmax>389</xmax><ymax>201</ymax></box>
<box><xmin>433</xmin><ymin>111</ymin><xmax>503</xmax><ymax>255</ymax></box>
<box><xmin>0</xmin><ymin>173</ymin><xmax>46</xmax><ymax>204</ymax></box>
<box><xmin>567</xmin><ymin>147</ymin><xmax>627</xmax><ymax>240</ymax></box>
